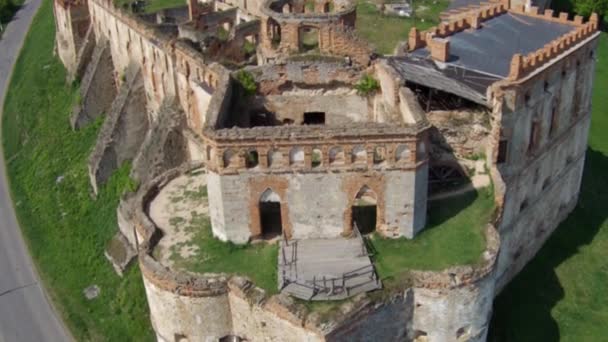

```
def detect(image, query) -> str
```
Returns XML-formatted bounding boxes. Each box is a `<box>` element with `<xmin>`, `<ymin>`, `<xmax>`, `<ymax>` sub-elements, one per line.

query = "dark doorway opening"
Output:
<box><xmin>303</xmin><ymin>112</ymin><xmax>325</xmax><ymax>125</ymax></box>
<box><xmin>352</xmin><ymin>186</ymin><xmax>377</xmax><ymax>235</ymax></box>
<box><xmin>259</xmin><ymin>189</ymin><xmax>282</xmax><ymax>239</ymax></box>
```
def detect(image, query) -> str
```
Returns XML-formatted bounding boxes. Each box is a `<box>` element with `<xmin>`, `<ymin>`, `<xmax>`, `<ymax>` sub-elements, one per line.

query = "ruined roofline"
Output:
<box><xmin>204</xmin><ymin>121</ymin><xmax>430</xmax><ymax>142</ymax></box>
<box><xmin>90</xmin><ymin>0</ymin><xmax>178</xmax><ymax>49</ymax></box>
<box><xmin>261</xmin><ymin>0</ymin><xmax>356</xmax><ymax>22</ymax></box>
<box><xmin>407</xmin><ymin>2</ymin><xmax>600</xmax><ymax>78</ymax></box>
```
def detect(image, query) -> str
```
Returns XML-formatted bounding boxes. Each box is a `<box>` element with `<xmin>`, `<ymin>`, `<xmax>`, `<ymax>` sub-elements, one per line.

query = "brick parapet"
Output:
<box><xmin>507</xmin><ymin>15</ymin><xmax>599</xmax><ymax>80</ymax></box>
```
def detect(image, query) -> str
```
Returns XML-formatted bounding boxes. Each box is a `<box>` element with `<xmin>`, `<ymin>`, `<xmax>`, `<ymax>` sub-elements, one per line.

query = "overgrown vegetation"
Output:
<box><xmin>355</xmin><ymin>0</ymin><xmax>447</xmax><ymax>54</ymax></box>
<box><xmin>489</xmin><ymin>33</ymin><xmax>608</xmax><ymax>342</ymax></box>
<box><xmin>553</xmin><ymin>0</ymin><xmax>608</xmax><ymax>22</ymax></box>
<box><xmin>114</xmin><ymin>0</ymin><xmax>185</xmax><ymax>13</ymax></box>
<box><xmin>235</xmin><ymin>70</ymin><xmax>257</xmax><ymax>96</ymax></box>
<box><xmin>354</xmin><ymin>74</ymin><xmax>380</xmax><ymax>95</ymax></box>
<box><xmin>1</xmin><ymin>1</ymin><xmax>153</xmax><ymax>340</ymax></box>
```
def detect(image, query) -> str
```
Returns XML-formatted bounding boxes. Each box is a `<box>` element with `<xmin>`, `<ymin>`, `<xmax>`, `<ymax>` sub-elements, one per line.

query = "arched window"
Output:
<box><xmin>245</xmin><ymin>150</ymin><xmax>259</xmax><ymax>168</ymax></box>
<box><xmin>268</xmin><ymin>149</ymin><xmax>284</xmax><ymax>167</ymax></box>
<box><xmin>329</xmin><ymin>146</ymin><xmax>345</xmax><ymax>165</ymax></box>
<box><xmin>289</xmin><ymin>147</ymin><xmax>305</xmax><ymax>166</ymax></box>
<box><xmin>222</xmin><ymin>149</ymin><xmax>238</xmax><ymax>168</ymax></box>
<box><xmin>395</xmin><ymin>144</ymin><xmax>411</xmax><ymax>163</ymax></box>
<box><xmin>373</xmin><ymin>146</ymin><xmax>386</xmax><ymax>165</ymax></box>
<box><xmin>311</xmin><ymin>148</ymin><xmax>322</xmax><ymax>167</ymax></box>
<box><xmin>352</xmin><ymin>145</ymin><xmax>367</xmax><ymax>164</ymax></box>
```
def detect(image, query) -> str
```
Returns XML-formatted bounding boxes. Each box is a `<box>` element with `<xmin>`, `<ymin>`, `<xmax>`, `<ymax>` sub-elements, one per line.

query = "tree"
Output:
<box><xmin>573</xmin><ymin>0</ymin><xmax>608</xmax><ymax>19</ymax></box>
<box><xmin>0</xmin><ymin>0</ymin><xmax>17</xmax><ymax>23</ymax></box>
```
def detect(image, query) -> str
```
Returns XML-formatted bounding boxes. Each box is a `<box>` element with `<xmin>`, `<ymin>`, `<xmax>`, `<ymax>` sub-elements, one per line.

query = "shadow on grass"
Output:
<box><xmin>426</xmin><ymin>188</ymin><xmax>477</xmax><ymax>228</ymax></box>
<box><xmin>488</xmin><ymin>148</ymin><xmax>608</xmax><ymax>341</ymax></box>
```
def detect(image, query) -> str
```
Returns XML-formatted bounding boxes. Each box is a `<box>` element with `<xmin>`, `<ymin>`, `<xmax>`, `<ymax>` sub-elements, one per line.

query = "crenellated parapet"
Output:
<box><xmin>507</xmin><ymin>12</ymin><xmax>599</xmax><ymax>80</ymax></box>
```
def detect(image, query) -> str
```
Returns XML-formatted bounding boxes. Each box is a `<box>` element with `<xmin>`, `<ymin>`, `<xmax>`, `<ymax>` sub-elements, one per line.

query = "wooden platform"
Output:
<box><xmin>278</xmin><ymin>234</ymin><xmax>381</xmax><ymax>301</ymax></box>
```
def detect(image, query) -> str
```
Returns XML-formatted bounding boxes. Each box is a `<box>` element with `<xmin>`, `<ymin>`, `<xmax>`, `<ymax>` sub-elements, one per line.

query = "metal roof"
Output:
<box><xmin>411</xmin><ymin>13</ymin><xmax>574</xmax><ymax>77</ymax></box>
<box><xmin>386</xmin><ymin>56</ymin><xmax>499</xmax><ymax>106</ymax></box>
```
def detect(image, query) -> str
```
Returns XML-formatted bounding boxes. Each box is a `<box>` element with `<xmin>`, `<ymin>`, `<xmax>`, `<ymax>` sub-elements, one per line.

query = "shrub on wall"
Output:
<box><xmin>355</xmin><ymin>74</ymin><xmax>380</xmax><ymax>95</ymax></box>
<box><xmin>235</xmin><ymin>70</ymin><xmax>257</xmax><ymax>96</ymax></box>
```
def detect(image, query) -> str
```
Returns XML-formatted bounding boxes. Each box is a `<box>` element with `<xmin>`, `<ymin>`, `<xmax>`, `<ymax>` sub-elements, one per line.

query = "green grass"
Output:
<box><xmin>171</xmin><ymin>211</ymin><xmax>280</xmax><ymax>294</ymax></box>
<box><xmin>1</xmin><ymin>1</ymin><xmax>153</xmax><ymax>340</ymax></box>
<box><xmin>371</xmin><ymin>187</ymin><xmax>494</xmax><ymax>282</ymax></box>
<box><xmin>114</xmin><ymin>0</ymin><xmax>186</xmax><ymax>14</ymax></box>
<box><xmin>355</xmin><ymin>0</ymin><xmax>447</xmax><ymax>54</ymax></box>
<box><xmin>489</xmin><ymin>33</ymin><xmax>608</xmax><ymax>342</ymax></box>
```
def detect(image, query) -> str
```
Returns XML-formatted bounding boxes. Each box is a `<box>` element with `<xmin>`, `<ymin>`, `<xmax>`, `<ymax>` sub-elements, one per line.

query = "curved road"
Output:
<box><xmin>0</xmin><ymin>0</ymin><xmax>72</xmax><ymax>341</ymax></box>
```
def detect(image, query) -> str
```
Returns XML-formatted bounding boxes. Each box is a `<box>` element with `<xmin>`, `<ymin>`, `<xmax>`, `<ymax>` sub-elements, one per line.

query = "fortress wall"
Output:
<box><xmin>489</xmin><ymin>34</ymin><xmax>599</xmax><ymax>291</ymax></box>
<box><xmin>207</xmin><ymin>166</ymin><xmax>426</xmax><ymax>243</ymax></box>
<box><xmin>89</xmin><ymin>0</ymin><xmax>177</xmax><ymax>114</ymax></box>
<box><xmin>142</xmin><ymin>276</ymin><xmax>233</xmax><ymax>342</ymax></box>
<box><xmin>411</xmin><ymin>278</ymin><xmax>495</xmax><ymax>342</ymax></box>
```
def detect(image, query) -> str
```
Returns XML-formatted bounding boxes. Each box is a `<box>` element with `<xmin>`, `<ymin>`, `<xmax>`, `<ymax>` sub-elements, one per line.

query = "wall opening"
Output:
<box><xmin>497</xmin><ymin>139</ymin><xmax>508</xmax><ymax>164</ymax></box>
<box><xmin>259</xmin><ymin>189</ymin><xmax>282</xmax><ymax>239</ymax></box>
<box><xmin>311</xmin><ymin>148</ymin><xmax>322</xmax><ymax>167</ymax></box>
<box><xmin>352</xmin><ymin>186</ymin><xmax>377</xmax><ymax>234</ymax></box>
<box><xmin>245</xmin><ymin>150</ymin><xmax>259</xmax><ymax>168</ymax></box>
<box><xmin>299</xmin><ymin>26</ymin><xmax>319</xmax><ymax>52</ymax></box>
<box><xmin>303</xmin><ymin>111</ymin><xmax>325</xmax><ymax>125</ymax></box>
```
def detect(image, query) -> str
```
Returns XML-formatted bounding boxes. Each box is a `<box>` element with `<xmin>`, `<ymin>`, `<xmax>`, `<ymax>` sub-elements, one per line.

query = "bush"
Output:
<box><xmin>235</xmin><ymin>70</ymin><xmax>257</xmax><ymax>96</ymax></box>
<box><xmin>355</xmin><ymin>74</ymin><xmax>380</xmax><ymax>95</ymax></box>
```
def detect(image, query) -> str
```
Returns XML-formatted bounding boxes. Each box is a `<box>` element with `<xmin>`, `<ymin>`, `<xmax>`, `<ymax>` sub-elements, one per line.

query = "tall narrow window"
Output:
<box><xmin>497</xmin><ymin>139</ymin><xmax>508</xmax><ymax>164</ymax></box>
<box><xmin>528</xmin><ymin>121</ymin><xmax>540</xmax><ymax>154</ymax></box>
<box><xmin>549</xmin><ymin>105</ymin><xmax>558</xmax><ymax>137</ymax></box>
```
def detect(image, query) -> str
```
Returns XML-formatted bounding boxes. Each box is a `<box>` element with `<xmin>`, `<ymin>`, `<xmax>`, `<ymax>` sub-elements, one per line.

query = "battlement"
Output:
<box><xmin>508</xmin><ymin>12</ymin><xmax>599</xmax><ymax>80</ymax></box>
<box><xmin>408</xmin><ymin>2</ymin><xmax>599</xmax><ymax>81</ymax></box>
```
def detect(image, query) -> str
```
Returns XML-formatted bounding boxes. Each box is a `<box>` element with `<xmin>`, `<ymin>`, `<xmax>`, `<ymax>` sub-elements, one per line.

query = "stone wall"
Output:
<box><xmin>489</xmin><ymin>31</ymin><xmax>599</xmax><ymax>290</ymax></box>
<box><xmin>54</xmin><ymin>0</ymin><xmax>91</xmax><ymax>81</ymax></box>
<box><xmin>133</xmin><ymin>166</ymin><xmax>502</xmax><ymax>342</ymax></box>
<box><xmin>71</xmin><ymin>39</ymin><xmax>116</xmax><ymax>129</ymax></box>
<box><xmin>207</xmin><ymin>165</ymin><xmax>426</xmax><ymax>243</ymax></box>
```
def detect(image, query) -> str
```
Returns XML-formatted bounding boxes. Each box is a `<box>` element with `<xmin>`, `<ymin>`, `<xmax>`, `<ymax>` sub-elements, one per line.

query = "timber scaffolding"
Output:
<box><xmin>278</xmin><ymin>224</ymin><xmax>381</xmax><ymax>300</ymax></box>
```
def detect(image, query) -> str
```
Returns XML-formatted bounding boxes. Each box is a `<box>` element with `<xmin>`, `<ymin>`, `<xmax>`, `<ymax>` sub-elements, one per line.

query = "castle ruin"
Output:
<box><xmin>53</xmin><ymin>0</ymin><xmax>600</xmax><ymax>340</ymax></box>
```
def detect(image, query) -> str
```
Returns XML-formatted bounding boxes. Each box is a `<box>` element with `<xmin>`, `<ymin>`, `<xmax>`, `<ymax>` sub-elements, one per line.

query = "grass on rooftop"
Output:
<box><xmin>371</xmin><ymin>187</ymin><xmax>494</xmax><ymax>283</ymax></box>
<box><xmin>169</xmin><ymin>208</ymin><xmax>280</xmax><ymax>294</ymax></box>
<box><xmin>355</xmin><ymin>0</ymin><xmax>447</xmax><ymax>55</ymax></box>
<box><xmin>1</xmin><ymin>1</ymin><xmax>153</xmax><ymax>340</ymax></box>
<box><xmin>114</xmin><ymin>0</ymin><xmax>186</xmax><ymax>14</ymax></box>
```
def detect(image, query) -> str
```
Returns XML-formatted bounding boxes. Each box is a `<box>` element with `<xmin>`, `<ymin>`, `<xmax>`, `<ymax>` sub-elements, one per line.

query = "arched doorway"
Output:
<box><xmin>352</xmin><ymin>186</ymin><xmax>377</xmax><ymax>235</ymax></box>
<box><xmin>259</xmin><ymin>189</ymin><xmax>282</xmax><ymax>238</ymax></box>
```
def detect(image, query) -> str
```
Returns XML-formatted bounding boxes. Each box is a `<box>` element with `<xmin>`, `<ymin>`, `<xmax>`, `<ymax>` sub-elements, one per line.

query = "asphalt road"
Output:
<box><xmin>0</xmin><ymin>0</ymin><xmax>72</xmax><ymax>341</ymax></box>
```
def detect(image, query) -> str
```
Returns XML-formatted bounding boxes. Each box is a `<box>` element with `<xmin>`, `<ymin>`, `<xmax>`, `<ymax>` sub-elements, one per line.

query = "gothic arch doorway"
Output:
<box><xmin>259</xmin><ymin>188</ymin><xmax>282</xmax><ymax>239</ymax></box>
<box><xmin>352</xmin><ymin>186</ymin><xmax>377</xmax><ymax>235</ymax></box>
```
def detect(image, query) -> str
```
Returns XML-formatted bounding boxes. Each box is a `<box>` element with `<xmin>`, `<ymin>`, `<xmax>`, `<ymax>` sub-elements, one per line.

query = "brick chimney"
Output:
<box><xmin>429</xmin><ymin>38</ymin><xmax>450</xmax><ymax>62</ymax></box>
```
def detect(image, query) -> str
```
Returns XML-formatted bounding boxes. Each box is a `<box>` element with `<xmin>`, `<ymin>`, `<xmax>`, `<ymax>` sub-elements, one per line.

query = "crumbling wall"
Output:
<box><xmin>426</xmin><ymin>109</ymin><xmax>491</xmax><ymax>160</ymax></box>
<box><xmin>131</xmin><ymin>98</ymin><xmax>189</xmax><ymax>186</ymax></box>
<box><xmin>71</xmin><ymin>39</ymin><xmax>117</xmax><ymax>129</ymax></box>
<box><xmin>88</xmin><ymin>65</ymin><xmax>148</xmax><ymax>194</ymax></box>
<box><xmin>490</xmin><ymin>33</ymin><xmax>598</xmax><ymax>290</ymax></box>
<box><xmin>54</xmin><ymin>0</ymin><xmax>91</xmax><ymax>81</ymax></box>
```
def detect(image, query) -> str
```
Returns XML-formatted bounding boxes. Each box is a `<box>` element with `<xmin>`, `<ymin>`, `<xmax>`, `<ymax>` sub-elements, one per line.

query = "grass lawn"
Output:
<box><xmin>1</xmin><ymin>0</ymin><xmax>153</xmax><ymax>340</ymax></box>
<box><xmin>355</xmin><ymin>0</ymin><xmax>447</xmax><ymax>54</ymax></box>
<box><xmin>114</xmin><ymin>0</ymin><xmax>186</xmax><ymax>14</ymax></box>
<box><xmin>371</xmin><ymin>187</ymin><xmax>494</xmax><ymax>282</ymax></box>
<box><xmin>489</xmin><ymin>33</ymin><xmax>608</xmax><ymax>341</ymax></box>
<box><xmin>171</xmin><ymin>209</ymin><xmax>280</xmax><ymax>294</ymax></box>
